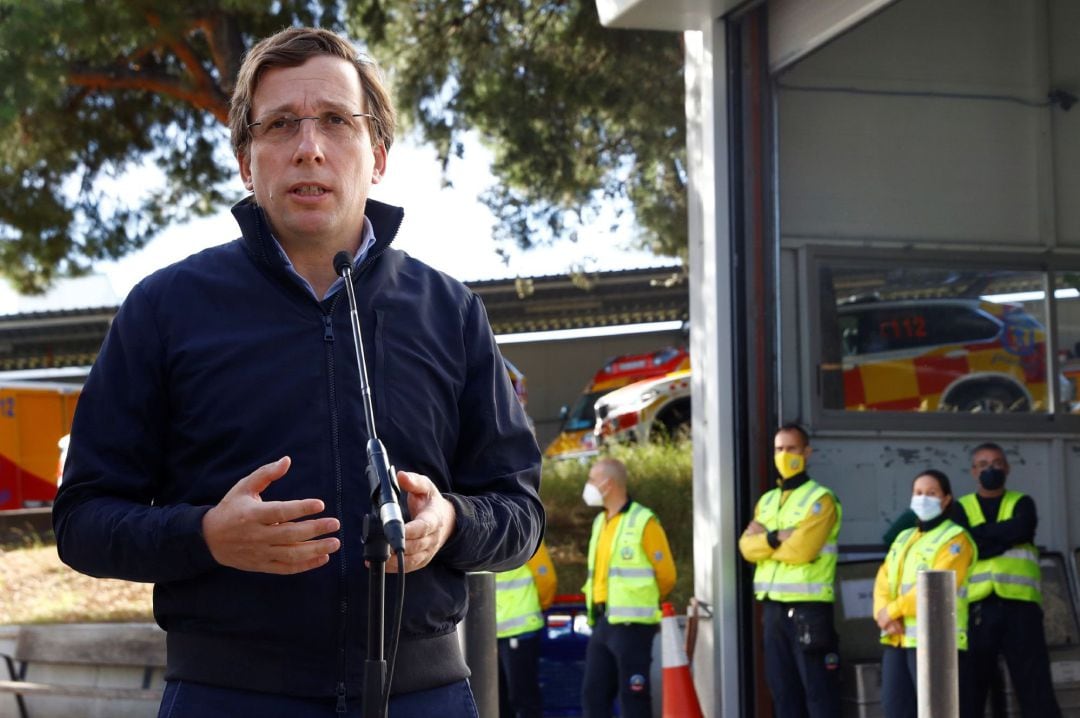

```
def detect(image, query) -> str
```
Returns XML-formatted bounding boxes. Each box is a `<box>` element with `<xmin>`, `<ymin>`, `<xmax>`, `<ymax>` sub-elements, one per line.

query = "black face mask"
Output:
<box><xmin>979</xmin><ymin>468</ymin><xmax>1007</xmax><ymax>491</ymax></box>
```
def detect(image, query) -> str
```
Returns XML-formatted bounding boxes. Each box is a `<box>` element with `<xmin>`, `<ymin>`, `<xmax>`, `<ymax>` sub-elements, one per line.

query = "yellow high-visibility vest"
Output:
<box><xmin>959</xmin><ymin>491</ymin><xmax>1041</xmax><ymax>604</ymax></box>
<box><xmin>584</xmin><ymin>502</ymin><xmax>661</xmax><ymax>625</ymax></box>
<box><xmin>883</xmin><ymin>520</ymin><xmax>971</xmax><ymax>650</ymax></box>
<box><xmin>752</xmin><ymin>480</ymin><xmax>841</xmax><ymax>602</ymax></box>
<box><xmin>495</xmin><ymin>565</ymin><xmax>544</xmax><ymax>638</ymax></box>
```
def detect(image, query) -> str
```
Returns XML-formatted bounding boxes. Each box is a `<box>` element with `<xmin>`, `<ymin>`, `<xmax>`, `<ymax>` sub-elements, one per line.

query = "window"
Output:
<box><xmin>817</xmin><ymin>262</ymin><xmax>1051</xmax><ymax>414</ymax></box>
<box><xmin>1054</xmin><ymin>271</ymin><xmax>1080</xmax><ymax>413</ymax></box>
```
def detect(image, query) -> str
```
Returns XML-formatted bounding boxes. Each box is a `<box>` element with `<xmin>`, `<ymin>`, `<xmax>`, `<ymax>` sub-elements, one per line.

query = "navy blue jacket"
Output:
<box><xmin>53</xmin><ymin>197</ymin><xmax>544</xmax><ymax>700</ymax></box>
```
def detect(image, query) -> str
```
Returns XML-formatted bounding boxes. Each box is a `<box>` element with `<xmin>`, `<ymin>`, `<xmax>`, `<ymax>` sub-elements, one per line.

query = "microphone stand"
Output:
<box><xmin>335</xmin><ymin>253</ymin><xmax>407</xmax><ymax>718</ymax></box>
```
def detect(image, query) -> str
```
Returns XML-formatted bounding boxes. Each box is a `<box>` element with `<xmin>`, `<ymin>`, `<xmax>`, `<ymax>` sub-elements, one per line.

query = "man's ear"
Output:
<box><xmin>371</xmin><ymin>144</ymin><xmax>387</xmax><ymax>184</ymax></box>
<box><xmin>238</xmin><ymin>152</ymin><xmax>254</xmax><ymax>191</ymax></box>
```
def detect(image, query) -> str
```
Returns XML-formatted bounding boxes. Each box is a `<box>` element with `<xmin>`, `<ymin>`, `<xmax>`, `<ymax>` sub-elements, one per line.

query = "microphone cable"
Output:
<box><xmin>383</xmin><ymin>546</ymin><xmax>406</xmax><ymax>716</ymax></box>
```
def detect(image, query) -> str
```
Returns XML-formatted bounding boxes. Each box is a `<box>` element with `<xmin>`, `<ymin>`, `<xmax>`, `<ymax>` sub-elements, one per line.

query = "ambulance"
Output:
<box><xmin>0</xmin><ymin>381</ymin><xmax>80</xmax><ymax>510</ymax></box>
<box><xmin>544</xmin><ymin>347</ymin><xmax>689</xmax><ymax>460</ymax></box>
<box><xmin>593</xmin><ymin>369</ymin><xmax>692</xmax><ymax>446</ymax></box>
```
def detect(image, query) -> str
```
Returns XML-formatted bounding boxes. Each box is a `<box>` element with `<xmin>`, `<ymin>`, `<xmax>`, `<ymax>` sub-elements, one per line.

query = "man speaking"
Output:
<box><xmin>53</xmin><ymin>26</ymin><xmax>543</xmax><ymax>717</ymax></box>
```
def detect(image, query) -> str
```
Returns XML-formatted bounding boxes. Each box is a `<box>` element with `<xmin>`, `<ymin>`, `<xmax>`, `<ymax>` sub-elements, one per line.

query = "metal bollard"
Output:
<box><xmin>916</xmin><ymin>570</ymin><xmax>958</xmax><ymax>718</ymax></box>
<box><xmin>463</xmin><ymin>572</ymin><xmax>498</xmax><ymax>718</ymax></box>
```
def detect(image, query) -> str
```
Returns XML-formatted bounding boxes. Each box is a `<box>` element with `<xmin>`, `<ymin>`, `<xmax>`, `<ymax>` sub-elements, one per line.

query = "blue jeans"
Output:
<box><xmin>156</xmin><ymin>679</ymin><xmax>479</xmax><ymax>718</ymax></box>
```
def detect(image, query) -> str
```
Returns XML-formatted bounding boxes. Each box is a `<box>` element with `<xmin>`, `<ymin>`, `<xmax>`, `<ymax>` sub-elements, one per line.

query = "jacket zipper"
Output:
<box><xmin>250</xmin><ymin>203</ymin><xmax>401</xmax><ymax>711</ymax></box>
<box><xmin>323</xmin><ymin>297</ymin><xmax>351</xmax><ymax>713</ymax></box>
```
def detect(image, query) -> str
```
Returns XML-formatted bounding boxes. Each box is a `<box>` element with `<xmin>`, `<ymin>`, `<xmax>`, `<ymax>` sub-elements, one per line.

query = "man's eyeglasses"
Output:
<box><xmin>973</xmin><ymin>459</ymin><xmax>1007</xmax><ymax>470</ymax></box>
<box><xmin>247</xmin><ymin>112</ymin><xmax>375</xmax><ymax>143</ymax></box>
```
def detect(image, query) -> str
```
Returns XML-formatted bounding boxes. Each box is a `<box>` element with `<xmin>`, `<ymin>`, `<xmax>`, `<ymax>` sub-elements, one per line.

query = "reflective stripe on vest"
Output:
<box><xmin>882</xmin><ymin>521</ymin><xmax>971</xmax><ymax>650</ymax></box>
<box><xmin>583</xmin><ymin>502</ymin><xmax>662</xmax><ymax>625</ymax></box>
<box><xmin>751</xmin><ymin>480</ymin><xmax>841</xmax><ymax>602</ymax></box>
<box><xmin>495</xmin><ymin>565</ymin><xmax>544</xmax><ymax>638</ymax></box>
<box><xmin>959</xmin><ymin>491</ymin><xmax>1041</xmax><ymax>604</ymax></box>
<box><xmin>752</xmin><ymin>581</ymin><xmax>832</xmax><ymax>596</ymax></box>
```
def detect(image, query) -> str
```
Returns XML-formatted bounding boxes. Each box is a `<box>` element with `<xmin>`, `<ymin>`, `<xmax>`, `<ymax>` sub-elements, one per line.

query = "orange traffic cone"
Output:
<box><xmin>661</xmin><ymin>602</ymin><xmax>705</xmax><ymax>718</ymax></box>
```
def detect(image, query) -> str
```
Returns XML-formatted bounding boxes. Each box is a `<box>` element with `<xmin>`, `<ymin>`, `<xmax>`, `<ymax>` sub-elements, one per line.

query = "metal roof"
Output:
<box><xmin>0</xmin><ymin>266</ymin><xmax>689</xmax><ymax>371</ymax></box>
<box><xmin>0</xmin><ymin>307</ymin><xmax>115</xmax><ymax>372</ymax></box>
<box><xmin>470</xmin><ymin>265</ymin><xmax>689</xmax><ymax>335</ymax></box>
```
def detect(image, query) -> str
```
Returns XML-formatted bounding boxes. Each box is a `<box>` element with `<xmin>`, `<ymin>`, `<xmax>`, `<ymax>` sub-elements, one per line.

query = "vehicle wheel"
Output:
<box><xmin>651</xmin><ymin>400</ymin><xmax>692</xmax><ymax>442</ymax></box>
<box><xmin>944</xmin><ymin>383</ymin><xmax>1029</xmax><ymax>413</ymax></box>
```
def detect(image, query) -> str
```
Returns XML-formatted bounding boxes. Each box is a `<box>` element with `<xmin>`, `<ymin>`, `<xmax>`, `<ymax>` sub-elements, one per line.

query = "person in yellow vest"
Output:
<box><xmin>739</xmin><ymin>423</ymin><xmax>842</xmax><ymax>718</ymax></box>
<box><xmin>955</xmin><ymin>442</ymin><xmax>1061</xmax><ymax>717</ymax></box>
<box><xmin>873</xmin><ymin>469</ymin><xmax>976</xmax><ymax>718</ymax></box>
<box><xmin>495</xmin><ymin>540</ymin><xmax>557</xmax><ymax>718</ymax></box>
<box><xmin>580</xmin><ymin>457</ymin><xmax>676</xmax><ymax>718</ymax></box>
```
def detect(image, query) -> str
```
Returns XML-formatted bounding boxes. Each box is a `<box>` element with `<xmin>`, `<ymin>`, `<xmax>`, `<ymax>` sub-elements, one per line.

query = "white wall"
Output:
<box><xmin>778</xmin><ymin>0</ymin><xmax>1080</xmax><ymax>250</ymax></box>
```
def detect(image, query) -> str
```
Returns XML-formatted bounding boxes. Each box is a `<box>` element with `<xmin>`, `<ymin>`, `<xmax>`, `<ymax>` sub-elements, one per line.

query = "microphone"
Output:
<box><xmin>334</xmin><ymin>250</ymin><xmax>406</xmax><ymax>553</ymax></box>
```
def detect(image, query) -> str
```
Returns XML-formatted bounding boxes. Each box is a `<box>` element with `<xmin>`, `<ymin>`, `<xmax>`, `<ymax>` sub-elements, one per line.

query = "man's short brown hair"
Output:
<box><xmin>229</xmin><ymin>27</ymin><xmax>396</xmax><ymax>159</ymax></box>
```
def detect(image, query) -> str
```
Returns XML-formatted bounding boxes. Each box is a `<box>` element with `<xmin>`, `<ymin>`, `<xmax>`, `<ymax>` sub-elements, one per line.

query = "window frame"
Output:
<box><xmin>799</xmin><ymin>245</ymin><xmax>1080</xmax><ymax>434</ymax></box>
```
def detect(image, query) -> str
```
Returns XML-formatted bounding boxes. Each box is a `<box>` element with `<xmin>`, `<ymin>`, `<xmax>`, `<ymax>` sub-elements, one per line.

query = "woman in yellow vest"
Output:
<box><xmin>873</xmin><ymin>469</ymin><xmax>976</xmax><ymax>718</ymax></box>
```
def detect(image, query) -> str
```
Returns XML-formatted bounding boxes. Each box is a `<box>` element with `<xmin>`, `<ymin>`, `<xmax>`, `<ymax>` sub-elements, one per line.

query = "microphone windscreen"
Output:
<box><xmin>333</xmin><ymin>251</ymin><xmax>353</xmax><ymax>277</ymax></box>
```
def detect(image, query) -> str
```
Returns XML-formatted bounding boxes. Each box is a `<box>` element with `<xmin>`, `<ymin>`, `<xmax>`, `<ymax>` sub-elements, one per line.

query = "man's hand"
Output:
<box><xmin>201</xmin><ymin>457</ymin><xmax>340</xmax><ymax>574</ymax></box>
<box><xmin>387</xmin><ymin>471</ymin><xmax>456</xmax><ymax>573</ymax></box>
<box><xmin>744</xmin><ymin>520</ymin><xmax>767</xmax><ymax>536</ymax></box>
<box><xmin>777</xmin><ymin>529</ymin><xmax>794</xmax><ymax>542</ymax></box>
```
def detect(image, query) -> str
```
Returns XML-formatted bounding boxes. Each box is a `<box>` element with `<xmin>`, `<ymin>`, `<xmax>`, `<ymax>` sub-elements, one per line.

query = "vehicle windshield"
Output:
<box><xmin>562</xmin><ymin>391</ymin><xmax>607</xmax><ymax>431</ymax></box>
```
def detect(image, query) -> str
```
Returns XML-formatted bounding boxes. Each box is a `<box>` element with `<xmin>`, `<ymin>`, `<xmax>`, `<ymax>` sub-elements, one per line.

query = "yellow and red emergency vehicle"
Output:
<box><xmin>544</xmin><ymin>347</ymin><xmax>689</xmax><ymax>460</ymax></box>
<box><xmin>594</xmin><ymin>300</ymin><xmax>1065</xmax><ymax>449</ymax></box>
<box><xmin>0</xmin><ymin>381</ymin><xmax>80</xmax><ymax>510</ymax></box>
<box><xmin>838</xmin><ymin>299</ymin><xmax>1052</xmax><ymax>412</ymax></box>
<box><xmin>594</xmin><ymin>368</ymin><xmax>692</xmax><ymax>446</ymax></box>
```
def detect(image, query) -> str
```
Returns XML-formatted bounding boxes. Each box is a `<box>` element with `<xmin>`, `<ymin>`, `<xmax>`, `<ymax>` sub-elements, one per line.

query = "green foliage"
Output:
<box><xmin>354</xmin><ymin>0</ymin><xmax>687</xmax><ymax>260</ymax></box>
<box><xmin>1</xmin><ymin>1</ymin><xmax>686</xmax><ymax>292</ymax></box>
<box><xmin>540</xmin><ymin>441</ymin><xmax>695</xmax><ymax>611</ymax></box>
<box><xmin>0</xmin><ymin>0</ymin><xmax>351</xmax><ymax>291</ymax></box>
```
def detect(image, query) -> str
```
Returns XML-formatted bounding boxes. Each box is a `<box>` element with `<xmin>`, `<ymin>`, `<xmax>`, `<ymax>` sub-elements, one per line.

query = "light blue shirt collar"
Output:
<box><xmin>270</xmin><ymin>217</ymin><xmax>376</xmax><ymax>301</ymax></box>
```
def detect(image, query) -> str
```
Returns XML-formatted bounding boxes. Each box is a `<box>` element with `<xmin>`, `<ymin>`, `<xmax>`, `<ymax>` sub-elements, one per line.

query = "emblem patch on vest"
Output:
<box><xmin>812</xmin><ymin>501</ymin><xmax>822</xmax><ymax>514</ymax></box>
<box><xmin>621</xmin><ymin>547</ymin><xmax>634</xmax><ymax>560</ymax></box>
<box><xmin>629</xmin><ymin>674</ymin><xmax>647</xmax><ymax>692</ymax></box>
<box><xmin>950</xmin><ymin>542</ymin><xmax>961</xmax><ymax>555</ymax></box>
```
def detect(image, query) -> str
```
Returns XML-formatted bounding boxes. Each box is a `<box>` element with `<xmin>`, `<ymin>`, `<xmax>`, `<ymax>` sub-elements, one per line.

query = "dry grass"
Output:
<box><xmin>0</xmin><ymin>543</ymin><xmax>152</xmax><ymax>625</ymax></box>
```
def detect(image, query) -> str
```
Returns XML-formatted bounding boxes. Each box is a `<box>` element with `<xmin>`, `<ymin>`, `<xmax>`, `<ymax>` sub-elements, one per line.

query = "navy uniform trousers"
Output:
<box><xmin>581</xmin><ymin>610</ymin><xmax>657</xmax><ymax>718</ymax></box>
<box><xmin>498</xmin><ymin>630</ymin><xmax>544</xmax><ymax>718</ymax></box>
<box><xmin>970</xmin><ymin>595</ymin><xmax>1061</xmax><ymax>717</ymax></box>
<box><xmin>881</xmin><ymin>645</ymin><xmax>977</xmax><ymax>718</ymax></box>
<box><xmin>762</xmin><ymin>600</ymin><xmax>841</xmax><ymax>718</ymax></box>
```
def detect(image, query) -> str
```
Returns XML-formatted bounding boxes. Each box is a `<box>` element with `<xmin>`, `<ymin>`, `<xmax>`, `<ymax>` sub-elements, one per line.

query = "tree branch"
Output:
<box><xmin>193</xmin><ymin>13</ymin><xmax>245</xmax><ymax>97</ymax></box>
<box><xmin>144</xmin><ymin>12</ymin><xmax>230</xmax><ymax>119</ymax></box>
<box><xmin>68</xmin><ymin>70</ymin><xmax>229</xmax><ymax>123</ymax></box>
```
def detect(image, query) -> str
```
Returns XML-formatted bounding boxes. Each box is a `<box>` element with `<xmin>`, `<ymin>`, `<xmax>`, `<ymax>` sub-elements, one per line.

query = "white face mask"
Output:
<box><xmin>582</xmin><ymin>483</ymin><xmax>604</xmax><ymax>507</ymax></box>
<box><xmin>910</xmin><ymin>495</ymin><xmax>943</xmax><ymax>522</ymax></box>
